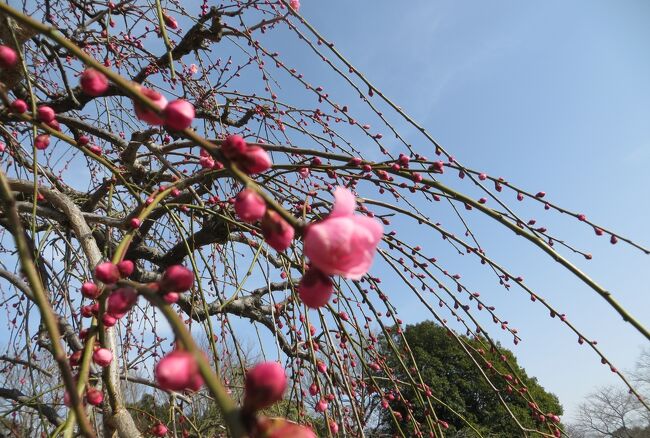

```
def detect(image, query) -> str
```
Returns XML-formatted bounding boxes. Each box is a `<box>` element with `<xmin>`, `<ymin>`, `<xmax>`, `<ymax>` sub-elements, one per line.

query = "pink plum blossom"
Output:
<box><xmin>303</xmin><ymin>187</ymin><xmax>383</xmax><ymax>279</ymax></box>
<box><xmin>234</xmin><ymin>189</ymin><xmax>266</xmax><ymax>223</ymax></box>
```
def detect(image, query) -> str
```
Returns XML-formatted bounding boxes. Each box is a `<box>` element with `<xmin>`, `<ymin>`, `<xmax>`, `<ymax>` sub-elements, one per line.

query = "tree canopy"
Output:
<box><xmin>377</xmin><ymin>321</ymin><xmax>563</xmax><ymax>436</ymax></box>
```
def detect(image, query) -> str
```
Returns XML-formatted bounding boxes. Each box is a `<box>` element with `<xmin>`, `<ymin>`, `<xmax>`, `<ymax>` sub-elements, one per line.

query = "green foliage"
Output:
<box><xmin>377</xmin><ymin>321</ymin><xmax>563</xmax><ymax>436</ymax></box>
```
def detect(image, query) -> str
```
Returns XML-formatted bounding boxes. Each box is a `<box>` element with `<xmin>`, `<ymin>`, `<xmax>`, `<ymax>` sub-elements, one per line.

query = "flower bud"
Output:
<box><xmin>239</xmin><ymin>146</ymin><xmax>272</xmax><ymax>174</ymax></box>
<box><xmin>161</xmin><ymin>265</ymin><xmax>194</xmax><ymax>292</ymax></box>
<box><xmin>117</xmin><ymin>260</ymin><xmax>135</xmax><ymax>277</ymax></box>
<box><xmin>0</xmin><ymin>45</ymin><xmax>18</xmax><ymax>69</ymax></box>
<box><xmin>164</xmin><ymin>99</ymin><xmax>195</xmax><ymax>130</ymax></box>
<box><xmin>234</xmin><ymin>189</ymin><xmax>266</xmax><ymax>223</ymax></box>
<box><xmin>93</xmin><ymin>348</ymin><xmax>113</xmax><ymax>367</ymax></box>
<box><xmin>155</xmin><ymin>350</ymin><xmax>203</xmax><ymax>392</ymax></box>
<box><xmin>81</xmin><ymin>282</ymin><xmax>100</xmax><ymax>299</ymax></box>
<box><xmin>35</xmin><ymin>134</ymin><xmax>50</xmax><ymax>150</ymax></box>
<box><xmin>37</xmin><ymin>106</ymin><xmax>56</xmax><ymax>123</ymax></box>
<box><xmin>80</xmin><ymin>69</ymin><xmax>109</xmax><ymax>96</ymax></box>
<box><xmin>244</xmin><ymin>362</ymin><xmax>287</xmax><ymax>411</ymax></box>
<box><xmin>107</xmin><ymin>287</ymin><xmax>138</xmax><ymax>318</ymax></box>
<box><xmin>261</xmin><ymin>211</ymin><xmax>294</xmax><ymax>252</ymax></box>
<box><xmin>10</xmin><ymin>99</ymin><xmax>27</xmax><ymax>113</ymax></box>
<box><xmin>298</xmin><ymin>268</ymin><xmax>333</xmax><ymax>309</ymax></box>
<box><xmin>152</xmin><ymin>423</ymin><xmax>169</xmax><ymax>437</ymax></box>
<box><xmin>134</xmin><ymin>86</ymin><xmax>168</xmax><ymax>125</ymax></box>
<box><xmin>94</xmin><ymin>262</ymin><xmax>120</xmax><ymax>284</ymax></box>
<box><xmin>86</xmin><ymin>387</ymin><xmax>104</xmax><ymax>406</ymax></box>
<box><xmin>221</xmin><ymin>135</ymin><xmax>247</xmax><ymax>159</ymax></box>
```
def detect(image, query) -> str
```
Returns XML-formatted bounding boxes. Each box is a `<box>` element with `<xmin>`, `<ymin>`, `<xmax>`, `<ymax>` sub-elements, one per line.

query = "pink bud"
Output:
<box><xmin>431</xmin><ymin>161</ymin><xmax>444</xmax><ymax>173</ymax></box>
<box><xmin>163</xmin><ymin>13</ymin><xmax>178</xmax><ymax>29</ymax></box>
<box><xmin>234</xmin><ymin>189</ymin><xmax>266</xmax><ymax>223</ymax></box>
<box><xmin>80</xmin><ymin>69</ymin><xmax>109</xmax><ymax>96</ymax></box>
<box><xmin>78</xmin><ymin>135</ymin><xmax>91</xmax><ymax>146</ymax></box>
<box><xmin>164</xmin><ymin>99</ymin><xmax>195</xmax><ymax>130</ymax></box>
<box><xmin>134</xmin><ymin>86</ymin><xmax>168</xmax><ymax>125</ymax></box>
<box><xmin>328</xmin><ymin>421</ymin><xmax>339</xmax><ymax>435</ymax></box>
<box><xmin>129</xmin><ymin>217</ymin><xmax>141</xmax><ymax>229</ymax></box>
<box><xmin>317</xmin><ymin>361</ymin><xmax>327</xmax><ymax>374</ymax></box>
<box><xmin>37</xmin><ymin>106</ymin><xmax>56</xmax><ymax>123</ymax></box>
<box><xmin>155</xmin><ymin>350</ymin><xmax>203</xmax><ymax>392</ymax></box>
<box><xmin>81</xmin><ymin>282</ymin><xmax>100</xmax><ymax>299</ymax></box>
<box><xmin>298</xmin><ymin>268</ymin><xmax>333</xmax><ymax>309</ymax></box>
<box><xmin>315</xmin><ymin>399</ymin><xmax>328</xmax><ymax>412</ymax></box>
<box><xmin>244</xmin><ymin>362</ymin><xmax>287</xmax><ymax>411</ymax></box>
<box><xmin>107</xmin><ymin>287</ymin><xmax>138</xmax><ymax>318</ymax></box>
<box><xmin>86</xmin><ymin>387</ymin><xmax>104</xmax><ymax>406</ymax></box>
<box><xmin>69</xmin><ymin>350</ymin><xmax>82</xmax><ymax>366</ymax></box>
<box><xmin>47</xmin><ymin>119</ymin><xmax>61</xmax><ymax>131</ymax></box>
<box><xmin>94</xmin><ymin>262</ymin><xmax>120</xmax><ymax>284</ymax></box>
<box><xmin>0</xmin><ymin>45</ymin><xmax>18</xmax><ymax>69</ymax></box>
<box><xmin>261</xmin><ymin>210</ymin><xmax>294</xmax><ymax>252</ymax></box>
<box><xmin>152</xmin><ymin>423</ymin><xmax>169</xmax><ymax>437</ymax></box>
<box><xmin>35</xmin><ymin>134</ymin><xmax>50</xmax><ymax>150</ymax></box>
<box><xmin>117</xmin><ymin>260</ymin><xmax>135</xmax><ymax>277</ymax></box>
<box><xmin>10</xmin><ymin>99</ymin><xmax>27</xmax><ymax>113</ymax></box>
<box><xmin>161</xmin><ymin>265</ymin><xmax>194</xmax><ymax>292</ymax></box>
<box><xmin>289</xmin><ymin>0</ymin><xmax>300</xmax><ymax>12</ymax></box>
<box><xmin>239</xmin><ymin>146</ymin><xmax>272</xmax><ymax>174</ymax></box>
<box><xmin>102</xmin><ymin>313</ymin><xmax>117</xmax><ymax>327</ymax></box>
<box><xmin>163</xmin><ymin>292</ymin><xmax>180</xmax><ymax>304</ymax></box>
<box><xmin>221</xmin><ymin>135</ymin><xmax>247</xmax><ymax>159</ymax></box>
<box><xmin>93</xmin><ymin>348</ymin><xmax>113</xmax><ymax>367</ymax></box>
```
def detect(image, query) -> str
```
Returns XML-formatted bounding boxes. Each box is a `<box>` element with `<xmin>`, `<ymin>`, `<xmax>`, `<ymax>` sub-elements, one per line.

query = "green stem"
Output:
<box><xmin>0</xmin><ymin>169</ymin><xmax>97</xmax><ymax>438</ymax></box>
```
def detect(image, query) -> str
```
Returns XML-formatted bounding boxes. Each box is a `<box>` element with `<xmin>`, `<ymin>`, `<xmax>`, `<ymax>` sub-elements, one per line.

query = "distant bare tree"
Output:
<box><xmin>572</xmin><ymin>351</ymin><xmax>650</xmax><ymax>438</ymax></box>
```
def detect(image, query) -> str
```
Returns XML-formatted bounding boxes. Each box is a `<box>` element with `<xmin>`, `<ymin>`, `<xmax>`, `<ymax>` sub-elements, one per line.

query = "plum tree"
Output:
<box><xmin>0</xmin><ymin>1</ymin><xmax>647</xmax><ymax>437</ymax></box>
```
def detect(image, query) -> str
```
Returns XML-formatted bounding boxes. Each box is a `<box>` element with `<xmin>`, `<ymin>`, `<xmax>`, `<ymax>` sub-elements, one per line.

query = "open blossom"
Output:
<box><xmin>303</xmin><ymin>187</ymin><xmax>383</xmax><ymax>279</ymax></box>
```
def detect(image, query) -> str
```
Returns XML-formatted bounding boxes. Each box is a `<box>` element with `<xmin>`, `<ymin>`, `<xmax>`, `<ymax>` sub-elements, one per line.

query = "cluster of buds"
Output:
<box><xmin>133</xmin><ymin>85</ymin><xmax>195</xmax><ymax>131</ymax></box>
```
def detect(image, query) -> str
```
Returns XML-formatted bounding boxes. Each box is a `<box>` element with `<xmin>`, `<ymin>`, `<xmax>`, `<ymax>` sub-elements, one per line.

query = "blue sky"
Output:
<box><xmin>288</xmin><ymin>0</ymin><xmax>650</xmax><ymax>420</ymax></box>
